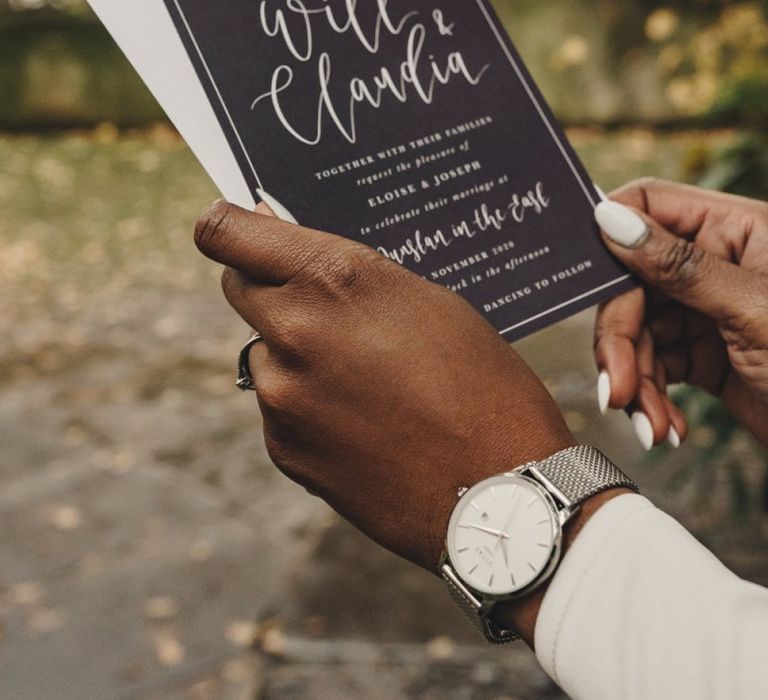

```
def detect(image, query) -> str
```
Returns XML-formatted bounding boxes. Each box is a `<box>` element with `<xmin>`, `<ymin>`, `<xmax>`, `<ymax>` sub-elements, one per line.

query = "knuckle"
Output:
<box><xmin>194</xmin><ymin>200</ymin><xmax>233</xmax><ymax>251</ymax></box>
<box><xmin>255</xmin><ymin>373</ymin><xmax>296</xmax><ymax>414</ymax></box>
<box><xmin>655</xmin><ymin>238</ymin><xmax>705</xmax><ymax>291</ymax></box>
<box><xmin>270</xmin><ymin>313</ymin><xmax>317</xmax><ymax>353</ymax></box>
<box><xmin>635</xmin><ymin>175</ymin><xmax>661</xmax><ymax>191</ymax></box>
<box><xmin>594</xmin><ymin>303</ymin><xmax>619</xmax><ymax>340</ymax></box>
<box><xmin>311</xmin><ymin>244</ymin><xmax>379</xmax><ymax>293</ymax></box>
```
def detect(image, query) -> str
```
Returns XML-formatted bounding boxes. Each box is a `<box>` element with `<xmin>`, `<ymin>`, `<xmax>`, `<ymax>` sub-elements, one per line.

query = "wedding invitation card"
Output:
<box><xmin>91</xmin><ymin>0</ymin><xmax>634</xmax><ymax>340</ymax></box>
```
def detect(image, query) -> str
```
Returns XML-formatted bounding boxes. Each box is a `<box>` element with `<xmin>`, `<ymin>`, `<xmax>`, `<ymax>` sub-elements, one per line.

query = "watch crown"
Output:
<box><xmin>457</xmin><ymin>487</ymin><xmax>469</xmax><ymax>498</ymax></box>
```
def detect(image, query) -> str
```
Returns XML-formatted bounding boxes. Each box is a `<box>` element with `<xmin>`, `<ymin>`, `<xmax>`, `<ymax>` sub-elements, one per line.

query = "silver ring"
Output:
<box><xmin>236</xmin><ymin>331</ymin><xmax>264</xmax><ymax>391</ymax></box>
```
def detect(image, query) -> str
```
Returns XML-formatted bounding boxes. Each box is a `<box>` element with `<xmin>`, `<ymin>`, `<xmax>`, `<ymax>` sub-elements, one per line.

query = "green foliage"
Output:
<box><xmin>639</xmin><ymin>4</ymin><xmax>768</xmax><ymax>516</ymax></box>
<box><xmin>697</xmin><ymin>133</ymin><xmax>768</xmax><ymax>199</ymax></box>
<box><xmin>711</xmin><ymin>75</ymin><xmax>768</xmax><ymax>130</ymax></box>
<box><xmin>644</xmin><ymin>2</ymin><xmax>768</xmax><ymax>117</ymax></box>
<box><xmin>654</xmin><ymin>386</ymin><xmax>767</xmax><ymax>519</ymax></box>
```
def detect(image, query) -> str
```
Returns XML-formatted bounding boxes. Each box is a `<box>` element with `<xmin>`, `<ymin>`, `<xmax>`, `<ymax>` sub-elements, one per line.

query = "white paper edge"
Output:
<box><xmin>87</xmin><ymin>0</ymin><xmax>255</xmax><ymax>209</ymax></box>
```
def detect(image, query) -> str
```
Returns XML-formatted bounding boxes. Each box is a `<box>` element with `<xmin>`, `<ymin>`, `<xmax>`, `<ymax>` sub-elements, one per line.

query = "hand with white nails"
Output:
<box><xmin>593</xmin><ymin>179</ymin><xmax>768</xmax><ymax>448</ymax></box>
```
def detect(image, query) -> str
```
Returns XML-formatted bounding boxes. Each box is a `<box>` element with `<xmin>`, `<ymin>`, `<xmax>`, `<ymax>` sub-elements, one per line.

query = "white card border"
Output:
<box><xmin>153</xmin><ymin>0</ymin><xmax>633</xmax><ymax>336</ymax></box>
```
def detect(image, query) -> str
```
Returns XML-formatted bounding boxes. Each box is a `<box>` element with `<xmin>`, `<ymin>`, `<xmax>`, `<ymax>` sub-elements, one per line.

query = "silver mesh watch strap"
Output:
<box><xmin>442</xmin><ymin>565</ymin><xmax>520</xmax><ymax>644</ymax></box>
<box><xmin>442</xmin><ymin>446</ymin><xmax>637</xmax><ymax>645</ymax></box>
<box><xmin>527</xmin><ymin>445</ymin><xmax>638</xmax><ymax>508</ymax></box>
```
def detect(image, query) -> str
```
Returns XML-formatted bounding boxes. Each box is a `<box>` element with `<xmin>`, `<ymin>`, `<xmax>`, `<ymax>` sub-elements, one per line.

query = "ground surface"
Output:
<box><xmin>0</xmin><ymin>128</ymin><xmax>766</xmax><ymax>699</ymax></box>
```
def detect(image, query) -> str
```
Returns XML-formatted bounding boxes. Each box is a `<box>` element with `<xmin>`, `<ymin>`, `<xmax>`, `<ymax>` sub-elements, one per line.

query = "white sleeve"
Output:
<box><xmin>534</xmin><ymin>494</ymin><xmax>768</xmax><ymax>700</ymax></box>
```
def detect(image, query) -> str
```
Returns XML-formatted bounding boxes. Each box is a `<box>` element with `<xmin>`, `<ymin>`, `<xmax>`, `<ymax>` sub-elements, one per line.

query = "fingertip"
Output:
<box><xmin>666</xmin><ymin>425</ymin><xmax>681</xmax><ymax>449</ymax></box>
<box><xmin>664</xmin><ymin>396</ymin><xmax>688</xmax><ymax>444</ymax></box>
<box><xmin>195</xmin><ymin>199</ymin><xmax>236</xmax><ymax>254</ymax></box>
<box><xmin>633</xmin><ymin>379</ymin><xmax>672</xmax><ymax>446</ymax></box>
<box><xmin>597</xmin><ymin>370</ymin><xmax>611</xmax><ymax>415</ymax></box>
<box><xmin>631</xmin><ymin>412</ymin><xmax>654</xmax><ymax>451</ymax></box>
<box><xmin>595</xmin><ymin>200</ymin><xmax>651</xmax><ymax>250</ymax></box>
<box><xmin>663</xmin><ymin>396</ymin><xmax>683</xmax><ymax>448</ymax></box>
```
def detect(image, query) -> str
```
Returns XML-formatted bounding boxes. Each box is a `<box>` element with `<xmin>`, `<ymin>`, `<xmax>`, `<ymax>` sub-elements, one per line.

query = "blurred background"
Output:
<box><xmin>1</xmin><ymin>1</ymin><xmax>767</xmax><ymax>698</ymax></box>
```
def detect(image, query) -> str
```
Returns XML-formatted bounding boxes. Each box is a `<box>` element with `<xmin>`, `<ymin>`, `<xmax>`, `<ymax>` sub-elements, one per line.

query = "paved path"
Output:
<box><xmin>0</xmin><ymin>288</ymin><xmax>574</xmax><ymax>699</ymax></box>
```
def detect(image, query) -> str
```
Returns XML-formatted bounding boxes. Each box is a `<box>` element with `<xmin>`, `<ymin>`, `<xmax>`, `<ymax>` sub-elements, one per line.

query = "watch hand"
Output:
<box><xmin>495</xmin><ymin>491</ymin><xmax>519</xmax><ymax>549</ymax></box>
<box><xmin>495</xmin><ymin>507</ymin><xmax>518</xmax><ymax>549</ymax></box>
<box><xmin>467</xmin><ymin>523</ymin><xmax>509</xmax><ymax>538</ymax></box>
<box><xmin>499</xmin><ymin>536</ymin><xmax>509</xmax><ymax>568</ymax></box>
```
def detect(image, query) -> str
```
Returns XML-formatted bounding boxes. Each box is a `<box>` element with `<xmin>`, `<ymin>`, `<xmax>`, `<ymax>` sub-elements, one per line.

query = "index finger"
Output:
<box><xmin>610</xmin><ymin>178</ymin><xmax>764</xmax><ymax>249</ymax></box>
<box><xmin>194</xmin><ymin>200</ymin><xmax>342</xmax><ymax>284</ymax></box>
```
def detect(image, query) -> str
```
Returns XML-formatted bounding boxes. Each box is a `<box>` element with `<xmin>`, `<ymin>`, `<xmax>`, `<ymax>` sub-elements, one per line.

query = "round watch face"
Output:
<box><xmin>446</xmin><ymin>474</ymin><xmax>559</xmax><ymax>597</ymax></box>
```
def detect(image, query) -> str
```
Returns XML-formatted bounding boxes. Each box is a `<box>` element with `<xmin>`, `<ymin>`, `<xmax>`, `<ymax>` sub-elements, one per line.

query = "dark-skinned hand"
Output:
<box><xmin>594</xmin><ymin>179</ymin><xmax>768</xmax><ymax>448</ymax></box>
<box><xmin>194</xmin><ymin>199</ymin><xmax>575</xmax><ymax>574</ymax></box>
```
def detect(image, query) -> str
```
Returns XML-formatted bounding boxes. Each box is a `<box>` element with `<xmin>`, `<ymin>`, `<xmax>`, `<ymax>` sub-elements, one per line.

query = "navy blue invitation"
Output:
<box><xmin>163</xmin><ymin>0</ymin><xmax>634</xmax><ymax>339</ymax></box>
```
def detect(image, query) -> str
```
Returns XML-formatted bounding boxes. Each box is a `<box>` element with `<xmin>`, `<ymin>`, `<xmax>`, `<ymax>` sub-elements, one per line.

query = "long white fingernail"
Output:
<box><xmin>256</xmin><ymin>188</ymin><xmax>299</xmax><ymax>224</ymax></box>
<box><xmin>597</xmin><ymin>371</ymin><xmax>611</xmax><ymax>415</ymax></box>
<box><xmin>631</xmin><ymin>412</ymin><xmax>654</xmax><ymax>451</ymax></box>
<box><xmin>595</xmin><ymin>201</ymin><xmax>650</xmax><ymax>249</ymax></box>
<box><xmin>666</xmin><ymin>426</ymin><xmax>681</xmax><ymax>449</ymax></box>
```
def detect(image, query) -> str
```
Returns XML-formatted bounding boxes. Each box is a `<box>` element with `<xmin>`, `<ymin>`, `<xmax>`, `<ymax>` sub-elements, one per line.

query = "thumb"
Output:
<box><xmin>595</xmin><ymin>200</ymin><xmax>766</xmax><ymax>328</ymax></box>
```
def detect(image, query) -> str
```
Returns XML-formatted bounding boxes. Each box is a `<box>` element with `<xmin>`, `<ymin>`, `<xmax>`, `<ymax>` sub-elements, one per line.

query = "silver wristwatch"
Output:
<box><xmin>440</xmin><ymin>445</ymin><xmax>638</xmax><ymax>644</ymax></box>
